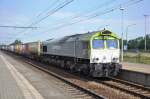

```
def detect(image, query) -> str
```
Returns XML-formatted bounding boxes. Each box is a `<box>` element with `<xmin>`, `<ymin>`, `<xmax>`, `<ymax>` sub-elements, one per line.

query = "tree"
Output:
<box><xmin>10</xmin><ymin>39</ymin><xmax>22</xmax><ymax>45</ymax></box>
<box><xmin>127</xmin><ymin>34</ymin><xmax>150</xmax><ymax>50</ymax></box>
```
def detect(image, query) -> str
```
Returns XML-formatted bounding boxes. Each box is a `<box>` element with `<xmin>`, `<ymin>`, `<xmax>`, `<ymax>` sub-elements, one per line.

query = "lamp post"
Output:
<box><xmin>126</xmin><ymin>24</ymin><xmax>136</xmax><ymax>49</ymax></box>
<box><xmin>120</xmin><ymin>7</ymin><xmax>125</xmax><ymax>62</ymax></box>
<box><xmin>144</xmin><ymin>15</ymin><xmax>149</xmax><ymax>51</ymax></box>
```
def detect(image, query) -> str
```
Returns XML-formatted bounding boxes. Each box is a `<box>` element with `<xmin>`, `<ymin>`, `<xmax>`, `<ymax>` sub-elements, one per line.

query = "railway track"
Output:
<box><xmin>23</xmin><ymin>60</ymin><xmax>143</xmax><ymax>99</ymax></box>
<box><xmin>26</xmin><ymin>60</ymin><xmax>150</xmax><ymax>99</ymax></box>
<box><xmin>96</xmin><ymin>77</ymin><xmax>150</xmax><ymax>99</ymax></box>
<box><xmin>26</xmin><ymin>61</ymin><xmax>106</xmax><ymax>99</ymax></box>
<box><xmin>4</xmin><ymin>51</ymin><xmax>150</xmax><ymax>99</ymax></box>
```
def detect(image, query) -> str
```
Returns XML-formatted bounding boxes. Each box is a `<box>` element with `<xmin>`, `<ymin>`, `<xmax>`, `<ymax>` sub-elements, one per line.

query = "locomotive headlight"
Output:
<box><xmin>93</xmin><ymin>57</ymin><xmax>99</xmax><ymax>62</ymax></box>
<box><xmin>96</xmin><ymin>58</ymin><xmax>99</xmax><ymax>61</ymax></box>
<box><xmin>112</xmin><ymin>57</ymin><xmax>118</xmax><ymax>62</ymax></box>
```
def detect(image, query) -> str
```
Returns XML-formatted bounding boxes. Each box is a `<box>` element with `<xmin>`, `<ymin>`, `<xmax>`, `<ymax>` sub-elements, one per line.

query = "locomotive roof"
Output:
<box><xmin>42</xmin><ymin>31</ymin><xmax>96</xmax><ymax>44</ymax></box>
<box><xmin>42</xmin><ymin>29</ymin><xmax>119</xmax><ymax>44</ymax></box>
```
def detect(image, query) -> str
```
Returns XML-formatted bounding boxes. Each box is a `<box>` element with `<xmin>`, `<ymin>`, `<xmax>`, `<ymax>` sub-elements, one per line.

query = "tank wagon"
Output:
<box><xmin>3</xmin><ymin>29</ymin><xmax>122</xmax><ymax>77</ymax></box>
<box><xmin>5</xmin><ymin>41</ymin><xmax>41</xmax><ymax>57</ymax></box>
<box><xmin>24</xmin><ymin>41</ymin><xmax>41</xmax><ymax>58</ymax></box>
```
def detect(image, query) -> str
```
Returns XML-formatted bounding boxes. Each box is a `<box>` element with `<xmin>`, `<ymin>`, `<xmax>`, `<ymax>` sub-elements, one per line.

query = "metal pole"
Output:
<box><xmin>126</xmin><ymin>27</ymin><xmax>128</xmax><ymax>47</ymax></box>
<box><xmin>120</xmin><ymin>7</ymin><xmax>124</xmax><ymax>62</ymax></box>
<box><xmin>144</xmin><ymin>15</ymin><xmax>148</xmax><ymax>51</ymax></box>
<box><xmin>126</xmin><ymin>24</ymin><xmax>136</xmax><ymax>47</ymax></box>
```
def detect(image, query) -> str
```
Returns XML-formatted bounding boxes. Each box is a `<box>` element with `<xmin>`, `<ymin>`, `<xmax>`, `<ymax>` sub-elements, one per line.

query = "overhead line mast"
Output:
<box><xmin>144</xmin><ymin>15</ymin><xmax>149</xmax><ymax>51</ymax></box>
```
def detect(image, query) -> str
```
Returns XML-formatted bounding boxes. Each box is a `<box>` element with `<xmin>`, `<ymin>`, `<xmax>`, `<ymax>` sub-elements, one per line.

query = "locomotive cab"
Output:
<box><xmin>89</xmin><ymin>30</ymin><xmax>122</xmax><ymax>77</ymax></box>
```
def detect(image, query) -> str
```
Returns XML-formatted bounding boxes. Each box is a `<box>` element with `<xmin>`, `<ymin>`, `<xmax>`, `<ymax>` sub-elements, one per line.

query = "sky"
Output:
<box><xmin>0</xmin><ymin>0</ymin><xmax>150</xmax><ymax>44</ymax></box>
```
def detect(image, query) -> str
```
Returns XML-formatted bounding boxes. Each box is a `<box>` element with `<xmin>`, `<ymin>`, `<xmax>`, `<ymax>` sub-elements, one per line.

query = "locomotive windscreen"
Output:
<box><xmin>107</xmin><ymin>40</ymin><xmax>118</xmax><ymax>49</ymax></box>
<box><xmin>92</xmin><ymin>39</ymin><xmax>104</xmax><ymax>49</ymax></box>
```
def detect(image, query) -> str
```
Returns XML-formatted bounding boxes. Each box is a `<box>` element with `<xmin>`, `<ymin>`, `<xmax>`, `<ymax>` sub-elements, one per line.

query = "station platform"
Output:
<box><xmin>0</xmin><ymin>51</ymin><xmax>73</xmax><ymax>99</ymax></box>
<box><xmin>122</xmin><ymin>62</ymin><xmax>150</xmax><ymax>74</ymax></box>
<box><xmin>0</xmin><ymin>54</ymin><xmax>26</xmax><ymax>99</ymax></box>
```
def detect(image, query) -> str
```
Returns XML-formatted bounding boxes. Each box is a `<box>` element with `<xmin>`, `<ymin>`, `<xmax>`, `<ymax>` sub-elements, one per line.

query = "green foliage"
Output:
<box><xmin>10</xmin><ymin>39</ymin><xmax>22</xmax><ymax>45</ymax></box>
<box><xmin>127</xmin><ymin>34</ymin><xmax>150</xmax><ymax>50</ymax></box>
<box><xmin>124</xmin><ymin>52</ymin><xmax>150</xmax><ymax>64</ymax></box>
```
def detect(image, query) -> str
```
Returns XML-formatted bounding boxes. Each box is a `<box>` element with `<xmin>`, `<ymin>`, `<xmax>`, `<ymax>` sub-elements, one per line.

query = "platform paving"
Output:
<box><xmin>0</xmin><ymin>52</ymin><xmax>44</xmax><ymax>99</ymax></box>
<box><xmin>122</xmin><ymin>62</ymin><xmax>150</xmax><ymax>74</ymax></box>
<box><xmin>0</xmin><ymin>51</ymin><xmax>74</xmax><ymax>99</ymax></box>
<box><xmin>0</xmin><ymin>55</ymin><xmax>25</xmax><ymax>99</ymax></box>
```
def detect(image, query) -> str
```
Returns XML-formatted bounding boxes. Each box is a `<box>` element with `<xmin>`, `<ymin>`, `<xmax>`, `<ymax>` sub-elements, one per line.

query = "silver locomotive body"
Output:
<box><xmin>41</xmin><ymin>30</ymin><xmax>122</xmax><ymax>77</ymax></box>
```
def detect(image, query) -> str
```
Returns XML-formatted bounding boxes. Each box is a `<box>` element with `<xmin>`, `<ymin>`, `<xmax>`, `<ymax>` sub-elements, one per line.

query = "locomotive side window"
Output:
<box><xmin>82</xmin><ymin>42</ymin><xmax>88</xmax><ymax>49</ymax></box>
<box><xmin>92</xmin><ymin>39</ymin><xmax>104</xmax><ymax>49</ymax></box>
<box><xmin>107</xmin><ymin>40</ymin><xmax>118</xmax><ymax>49</ymax></box>
<box><xmin>43</xmin><ymin>46</ymin><xmax>47</xmax><ymax>52</ymax></box>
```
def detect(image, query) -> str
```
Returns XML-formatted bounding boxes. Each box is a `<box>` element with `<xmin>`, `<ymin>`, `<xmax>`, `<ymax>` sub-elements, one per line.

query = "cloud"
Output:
<box><xmin>0</xmin><ymin>12</ymin><xmax>30</xmax><ymax>26</ymax></box>
<box><xmin>51</xmin><ymin>11</ymin><xmax>76</xmax><ymax>18</ymax></box>
<box><xmin>0</xmin><ymin>12</ymin><xmax>31</xmax><ymax>44</ymax></box>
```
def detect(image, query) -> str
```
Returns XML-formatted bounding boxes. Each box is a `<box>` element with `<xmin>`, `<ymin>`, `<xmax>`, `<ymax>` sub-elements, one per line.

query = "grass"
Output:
<box><xmin>123</xmin><ymin>52</ymin><xmax>150</xmax><ymax>64</ymax></box>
